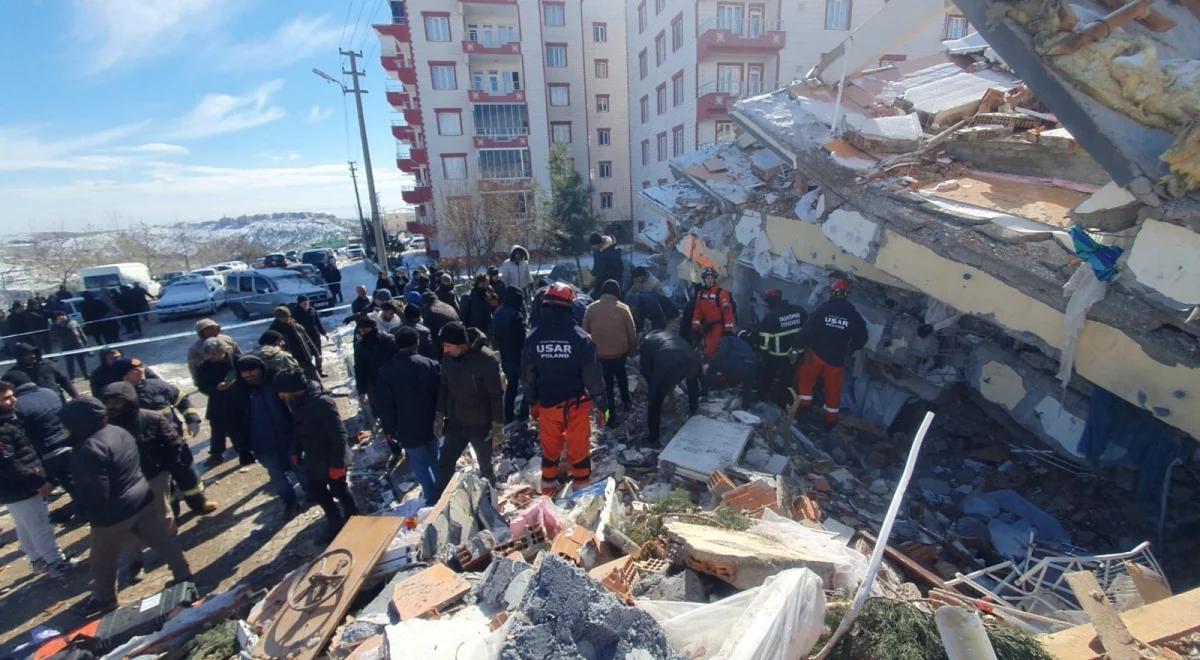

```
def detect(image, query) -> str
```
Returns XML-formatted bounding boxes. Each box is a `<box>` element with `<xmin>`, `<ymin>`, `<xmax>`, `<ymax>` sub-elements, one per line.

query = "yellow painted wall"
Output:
<box><xmin>762</xmin><ymin>214</ymin><xmax>1200</xmax><ymax>438</ymax></box>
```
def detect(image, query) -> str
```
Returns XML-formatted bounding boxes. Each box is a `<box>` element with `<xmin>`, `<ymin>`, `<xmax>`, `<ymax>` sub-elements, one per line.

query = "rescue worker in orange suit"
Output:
<box><xmin>691</xmin><ymin>267</ymin><xmax>735</xmax><ymax>359</ymax></box>
<box><xmin>754</xmin><ymin>289</ymin><xmax>807</xmax><ymax>405</ymax></box>
<box><xmin>521</xmin><ymin>284</ymin><xmax>607</xmax><ymax>496</ymax></box>
<box><xmin>795</xmin><ymin>278</ymin><xmax>867</xmax><ymax>426</ymax></box>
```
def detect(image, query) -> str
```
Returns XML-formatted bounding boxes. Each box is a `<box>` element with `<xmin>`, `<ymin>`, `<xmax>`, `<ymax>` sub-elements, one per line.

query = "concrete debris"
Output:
<box><xmin>658</xmin><ymin>416</ymin><xmax>753</xmax><ymax>482</ymax></box>
<box><xmin>500</xmin><ymin>555</ymin><xmax>680</xmax><ymax>660</ymax></box>
<box><xmin>665</xmin><ymin>521</ymin><xmax>838</xmax><ymax>590</ymax></box>
<box><xmin>632</xmin><ymin>569</ymin><xmax>706</xmax><ymax>603</ymax></box>
<box><xmin>391</xmin><ymin>562</ymin><xmax>471</xmax><ymax>621</ymax></box>
<box><xmin>420</xmin><ymin>472</ymin><xmax>512</xmax><ymax>561</ymax></box>
<box><xmin>476</xmin><ymin>557</ymin><xmax>533</xmax><ymax>612</ymax></box>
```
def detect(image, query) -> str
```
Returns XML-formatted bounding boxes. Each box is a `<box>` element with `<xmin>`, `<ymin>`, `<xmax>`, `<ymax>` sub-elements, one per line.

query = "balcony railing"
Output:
<box><xmin>698</xmin><ymin>79</ymin><xmax>775</xmax><ymax>97</ymax></box>
<box><xmin>462</xmin><ymin>39</ymin><xmax>521</xmax><ymax>55</ymax></box>
<box><xmin>696</xmin><ymin>17</ymin><xmax>786</xmax><ymax>59</ymax></box>
<box><xmin>475</xmin><ymin>126</ymin><xmax>530</xmax><ymax>140</ymax></box>
<box><xmin>698</xmin><ymin>17</ymin><xmax>784</xmax><ymax>38</ymax></box>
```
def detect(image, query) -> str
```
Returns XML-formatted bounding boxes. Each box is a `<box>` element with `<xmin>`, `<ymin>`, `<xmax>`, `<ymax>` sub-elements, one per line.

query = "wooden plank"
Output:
<box><xmin>1124</xmin><ymin>562</ymin><xmax>1171</xmax><ymax>604</ymax></box>
<box><xmin>1040</xmin><ymin>587</ymin><xmax>1200</xmax><ymax>659</ymax></box>
<box><xmin>390</xmin><ymin>562</ymin><xmax>470</xmax><ymax>621</ymax></box>
<box><xmin>854</xmin><ymin>530</ymin><xmax>955</xmax><ymax>593</ymax></box>
<box><xmin>1062</xmin><ymin>571</ymin><xmax>1140</xmax><ymax>660</ymax></box>
<box><xmin>252</xmin><ymin>516</ymin><xmax>404</xmax><ymax>660</ymax></box>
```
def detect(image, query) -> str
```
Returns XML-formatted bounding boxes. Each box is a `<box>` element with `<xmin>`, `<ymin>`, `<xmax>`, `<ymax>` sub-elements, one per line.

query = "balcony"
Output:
<box><xmin>392</xmin><ymin>122</ymin><xmax>420</xmax><ymax>143</ymax></box>
<box><xmin>462</xmin><ymin>39</ymin><xmax>521</xmax><ymax>56</ymax></box>
<box><xmin>382</xmin><ymin>56</ymin><xmax>418</xmax><ymax>85</ymax></box>
<box><xmin>397</xmin><ymin>148</ymin><xmax>429</xmax><ymax>173</ymax></box>
<box><xmin>403</xmin><ymin>108</ymin><xmax>423</xmax><ymax>126</ymax></box>
<box><xmin>386</xmin><ymin>84</ymin><xmax>412</xmax><ymax>108</ymax></box>
<box><xmin>374</xmin><ymin>20</ymin><xmax>411</xmax><ymax>43</ymax></box>
<box><xmin>697</xmin><ymin>17</ymin><xmax>785</xmax><ymax>59</ymax></box>
<box><xmin>697</xmin><ymin>79</ymin><xmax>776</xmax><ymax>117</ymax></box>
<box><xmin>407</xmin><ymin>221</ymin><xmax>437</xmax><ymax>237</ymax></box>
<box><xmin>479</xmin><ymin>178</ymin><xmax>532</xmax><ymax>192</ymax></box>
<box><xmin>472</xmin><ymin>125</ymin><xmax>530</xmax><ymax>148</ymax></box>
<box><xmin>468</xmin><ymin>88</ymin><xmax>525</xmax><ymax>104</ymax></box>
<box><xmin>402</xmin><ymin>185</ymin><xmax>433</xmax><ymax>205</ymax></box>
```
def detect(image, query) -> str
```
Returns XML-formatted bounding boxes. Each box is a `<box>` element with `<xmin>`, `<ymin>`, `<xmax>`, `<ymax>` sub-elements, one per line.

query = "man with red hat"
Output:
<box><xmin>691</xmin><ymin>267</ymin><xmax>735</xmax><ymax>359</ymax></box>
<box><xmin>796</xmin><ymin>278</ymin><xmax>867</xmax><ymax>426</ymax></box>
<box><xmin>754</xmin><ymin>289</ymin><xmax>808</xmax><ymax>404</ymax></box>
<box><xmin>522</xmin><ymin>283</ymin><xmax>607</xmax><ymax>496</ymax></box>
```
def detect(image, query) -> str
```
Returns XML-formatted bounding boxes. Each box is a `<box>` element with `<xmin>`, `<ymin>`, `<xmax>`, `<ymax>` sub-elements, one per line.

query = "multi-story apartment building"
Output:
<box><xmin>375</xmin><ymin>0</ymin><xmax>631</xmax><ymax>256</ymax></box>
<box><xmin>625</xmin><ymin>0</ymin><xmax>955</xmax><ymax>218</ymax></box>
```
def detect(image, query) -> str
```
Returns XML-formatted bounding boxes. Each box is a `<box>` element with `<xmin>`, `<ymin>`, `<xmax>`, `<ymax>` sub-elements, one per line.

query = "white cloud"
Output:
<box><xmin>72</xmin><ymin>0</ymin><xmax>238</xmax><ymax>75</ymax></box>
<box><xmin>167</xmin><ymin>81</ymin><xmax>287</xmax><ymax>140</ymax></box>
<box><xmin>258</xmin><ymin>150</ymin><xmax>302</xmax><ymax>162</ymax></box>
<box><xmin>306</xmin><ymin>105</ymin><xmax>335</xmax><ymax>124</ymax></box>
<box><xmin>212</xmin><ymin>15</ymin><xmax>342</xmax><ymax>71</ymax></box>
<box><xmin>0</xmin><ymin>122</ymin><xmax>151</xmax><ymax>172</ymax></box>
<box><xmin>119</xmin><ymin>143</ymin><xmax>190</xmax><ymax>156</ymax></box>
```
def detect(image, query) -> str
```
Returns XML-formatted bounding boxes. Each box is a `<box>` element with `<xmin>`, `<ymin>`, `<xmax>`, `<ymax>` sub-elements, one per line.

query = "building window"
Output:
<box><xmin>600</xmin><ymin>192</ymin><xmax>613</xmax><ymax>209</ymax></box>
<box><xmin>640</xmin><ymin>96</ymin><xmax>649</xmax><ymax>123</ymax></box>
<box><xmin>436</xmin><ymin>110</ymin><xmax>462</xmax><ymax>136</ymax></box>
<box><xmin>672</xmin><ymin>71</ymin><xmax>684</xmax><ymax>106</ymax></box>
<box><xmin>467</xmin><ymin>23</ymin><xmax>518</xmax><ymax>47</ymax></box>
<box><xmin>825</xmin><ymin>0</ymin><xmax>851</xmax><ymax>30</ymax></box>
<box><xmin>479</xmin><ymin>149</ymin><xmax>532</xmax><ymax>179</ymax></box>
<box><xmin>551</xmin><ymin>122</ymin><xmax>572</xmax><ymax>144</ymax></box>
<box><xmin>638</xmin><ymin>50</ymin><xmax>647</xmax><ymax>79</ymax></box>
<box><xmin>642</xmin><ymin>180</ymin><xmax>651</xmax><ymax>189</ymax></box>
<box><xmin>641</xmin><ymin>139</ymin><xmax>649</xmax><ymax>165</ymax></box>
<box><xmin>599</xmin><ymin>161</ymin><xmax>612</xmax><ymax>177</ymax></box>
<box><xmin>595</xmin><ymin>94</ymin><xmax>610</xmax><ymax>112</ymax></box>
<box><xmin>543</xmin><ymin>2</ymin><xmax>565</xmax><ymax>27</ymax></box>
<box><xmin>945</xmin><ymin>15</ymin><xmax>969</xmax><ymax>39</ymax></box>
<box><xmin>592</xmin><ymin>22</ymin><xmax>607</xmax><ymax>42</ymax></box>
<box><xmin>717</xmin><ymin>3</ymin><xmax>744</xmax><ymax>33</ymax></box>
<box><xmin>715</xmin><ymin>120</ymin><xmax>737</xmax><ymax>142</ymax></box>
<box><xmin>656</xmin><ymin>83</ymin><xmax>666</xmax><ymax>115</ymax></box>
<box><xmin>424</xmin><ymin>14</ymin><xmax>451</xmax><ymax>41</ymax></box>
<box><xmin>442</xmin><ymin>155</ymin><xmax>467</xmax><ymax>179</ymax></box>
<box><xmin>671</xmin><ymin>15</ymin><xmax>683</xmax><ymax>51</ymax></box>
<box><xmin>597</xmin><ymin>128</ymin><xmax>611</xmax><ymax>145</ymax></box>
<box><xmin>389</xmin><ymin>1</ymin><xmax>405</xmax><ymax>23</ymax></box>
<box><xmin>655</xmin><ymin>0</ymin><xmax>665</xmax><ymax>14</ymax></box>
<box><xmin>546</xmin><ymin>44</ymin><xmax>567</xmax><ymax>67</ymax></box>
<box><xmin>473</xmin><ymin>104</ymin><xmax>529</xmax><ymax>138</ymax></box>
<box><xmin>594</xmin><ymin>59</ymin><xmax>609</xmax><ymax>78</ymax></box>
<box><xmin>549</xmin><ymin>83</ymin><xmax>570</xmax><ymax>106</ymax></box>
<box><xmin>672</xmin><ymin>125</ymin><xmax>685</xmax><ymax>156</ymax></box>
<box><xmin>430</xmin><ymin>64</ymin><xmax>457</xmax><ymax>90</ymax></box>
<box><xmin>655</xmin><ymin>32</ymin><xmax>666</xmax><ymax>66</ymax></box>
<box><xmin>656</xmin><ymin>132</ymin><xmax>667</xmax><ymax>161</ymax></box>
<box><xmin>637</xmin><ymin>2</ymin><xmax>646</xmax><ymax>33</ymax></box>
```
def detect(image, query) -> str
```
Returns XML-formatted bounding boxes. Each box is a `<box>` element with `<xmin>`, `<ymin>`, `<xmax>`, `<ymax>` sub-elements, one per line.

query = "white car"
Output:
<box><xmin>155</xmin><ymin>275</ymin><xmax>225</xmax><ymax>320</ymax></box>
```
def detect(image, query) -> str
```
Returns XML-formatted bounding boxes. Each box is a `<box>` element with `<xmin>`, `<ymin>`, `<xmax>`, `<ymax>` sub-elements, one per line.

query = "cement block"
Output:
<box><xmin>821</xmin><ymin>208</ymin><xmax>880</xmax><ymax>260</ymax></box>
<box><xmin>659</xmin><ymin>416</ymin><xmax>753</xmax><ymax>482</ymax></box>
<box><xmin>665</xmin><ymin>521</ymin><xmax>837</xmax><ymax>589</ymax></box>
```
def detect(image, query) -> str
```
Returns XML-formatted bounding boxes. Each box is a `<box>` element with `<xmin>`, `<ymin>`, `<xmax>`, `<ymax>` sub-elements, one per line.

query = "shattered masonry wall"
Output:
<box><xmin>941</xmin><ymin>139</ymin><xmax>1113</xmax><ymax>187</ymax></box>
<box><xmin>1126</xmin><ymin>218</ymin><xmax>1200</xmax><ymax>307</ymax></box>
<box><xmin>760</xmin><ymin>211</ymin><xmax>1200</xmax><ymax>443</ymax></box>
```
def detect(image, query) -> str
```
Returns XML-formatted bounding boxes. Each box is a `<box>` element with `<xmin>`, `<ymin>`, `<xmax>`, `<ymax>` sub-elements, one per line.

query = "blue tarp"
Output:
<box><xmin>1069</xmin><ymin>225</ymin><xmax>1123</xmax><ymax>283</ymax></box>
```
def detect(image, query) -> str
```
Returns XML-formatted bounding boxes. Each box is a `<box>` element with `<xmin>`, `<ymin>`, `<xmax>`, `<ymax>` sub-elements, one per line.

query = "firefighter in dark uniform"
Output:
<box><xmin>754</xmin><ymin>289</ymin><xmax>808</xmax><ymax>405</ymax></box>
<box><xmin>796</xmin><ymin>278</ymin><xmax>868</xmax><ymax>426</ymax></box>
<box><xmin>521</xmin><ymin>283</ymin><xmax>607</xmax><ymax>496</ymax></box>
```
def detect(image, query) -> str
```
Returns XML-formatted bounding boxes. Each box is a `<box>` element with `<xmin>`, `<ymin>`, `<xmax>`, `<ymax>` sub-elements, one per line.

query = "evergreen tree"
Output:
<box><xmin>544</xmin><ymin>144</ymin><xmax>597</xmax><ymax>283</ymax></box>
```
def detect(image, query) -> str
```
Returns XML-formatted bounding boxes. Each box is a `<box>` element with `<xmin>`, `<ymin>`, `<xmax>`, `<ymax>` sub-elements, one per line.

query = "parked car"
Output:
<box><xmin>80</xmin><ymin>262</ymin><xmax>161</xmax><ymax>297</ymax></box>
<box><xmin>407</xmin><ymin>236</ymin><xmax>427</xmax><ymax>251</ymax></box>
<box><xmin>158</xmin><ymin>271</ymin><xmax>186</xmax><ymax>286</ymax></box>
<box><xmin>224</xmin><ymin>269</ymin><xmax>331</xmax><ymax>320</ymax></box>
<box><xmin>262</xmin><ymin>254</ymin><xmax>290</xmax><ymax>269</ymax></box>
<box><xmin>155</xmin><ymin>276</ymin><xmax>225</xmax><ymax>320</ymax></box>
<box><xmin>287</xmin><ymin>264</ymin><xmax>325</xmax><ymax>287</ymax></box>
<box><xmin>346</xmin><ymin>245</ymin><xmax>365</xmax><ymax>260</ymax></box>
<box><xmin>285</xmin><ymin>250</ymin><xmax>301</xmax><ymax>263</ymax></box>
<box><xmin>301</xmin><ymin>248</ymin><xmax>337</xmax><ymax>268</ymax></box>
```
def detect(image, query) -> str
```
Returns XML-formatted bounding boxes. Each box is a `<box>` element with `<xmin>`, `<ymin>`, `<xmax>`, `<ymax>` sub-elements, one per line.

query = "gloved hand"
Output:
<box><xmin>592</xmin><ymin>405</ymin><xmax>607</xmax><ymax>428</ymax></box>
<box><xmin>433</xmin><ymin>415</ymin><xmax>445</xmax><ymax>437</ymax></box>
<box><xmin>186</xmin><ymin>420</ymin><xmax>201</xmax><ymax>437</ymax></box>
<box><xmin>290</xmin><ymin>455</ymin><xmax>301</xmax><ymax>466</ymax></box>
<box><xmin>530</xmin><ymin>404</ymin><xmax>541</xmax><ymax>422</ymax></box>
<box><xmin>489</xmin><ymin>423</ymin><xmax>506</xmax><ymax>449</ymax></box>
<box><xmin>328</xmin><ymin>467</ymin><xmax>347</xmax><ymax>480</ymax></box>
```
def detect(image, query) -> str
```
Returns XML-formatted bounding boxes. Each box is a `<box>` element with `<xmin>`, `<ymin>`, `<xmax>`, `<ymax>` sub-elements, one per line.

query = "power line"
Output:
<box><xmin>357</xmin><ymin>0</ymin><xmax>385</xmax><ymax>53</ymax></box>
<box><xmin>346</xmin><ymin>0</ymin><xmax>369</xmax><ymax>51</ymax></box>
<box><xmin>338</xmin><ymin>0</ymin><xmax>357</xmax><ymax>49</ymax></box>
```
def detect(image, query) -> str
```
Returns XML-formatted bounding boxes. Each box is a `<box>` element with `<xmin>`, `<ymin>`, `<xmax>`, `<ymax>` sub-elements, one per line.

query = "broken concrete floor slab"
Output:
<box><xmin>658</xmin><ymin>416</ymin><xmax>753</xmax><ymax>482</ymax></box>
<box><xmin>664</xmin><ymin>521</ymin><xmax>837</xmax><ymax>590</ymax></box>
<box><xmin>391</xmin><ymin>562</ymin><xmax>471</xmax><ymax>621</ymax></box>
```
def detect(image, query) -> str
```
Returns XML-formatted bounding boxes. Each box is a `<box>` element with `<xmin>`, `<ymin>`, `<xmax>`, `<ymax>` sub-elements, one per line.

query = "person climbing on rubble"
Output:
<box><xmin>62</xmin><ymin>396</ymin><xmax>193</xmax><ymax>617</ymax></box>
<box><xmin>186</xmin><ymin>319</ymin><xmax>241</xmax><ymax>386</ymax></box>
<box><xmin>639</xmin><ymin>327</ymin><xmax>701</xmax><ymax>446</ymax></box>
<box><xmin>753</xmin><ymin>289</ymin><xmax>808</xmax><ymax>405</ymax></box>
<box><xmin>228</xmin><ymin>355</ymin><xmax>305</xmax><ymax>518</ymax></box>
<box><xmin>795</xmin><ymin>277</ymin><xmax>868</xmax><ymax>427</ymax></box>
<box><xmin>691</xmin><ymin>267</ymin><xmax>736</xmax><ymax>359</ymax></box>
<box><xmin>272</xmin><ymin>370</ymin><xmax>359</xmax><ymax>542</ymax></box>
<box><xmin>116</xmin><ymin>358</ymin><xmax>217</xmax><ymax>515</ymax></box>
<box><xmin>703</xmin><ymin>330</ymin><xmax>758</xmax><ymax>406</ymax></box>
<box><xmin>433</xmin><ymin>321</ymin><xmax>505</xmax><ymax>493</ymax></box>
<box><xmin>582</xmin><ymin>280</ymin><xmax>637</xmax><ymax>427</ymax></box>
<box><xmin>627</xmin><ymin>267</ymin><xmax>678</xmax><ymax>333</ymax></box>
<box><xmin>374</xmin><ymin>326</ymin><xmax>441</xmax><ymax>506</ymax></box>
<box><xmin>522</xmin><ymin>284</ymin><xmax>607</xmax><ymax>496</ymax></box>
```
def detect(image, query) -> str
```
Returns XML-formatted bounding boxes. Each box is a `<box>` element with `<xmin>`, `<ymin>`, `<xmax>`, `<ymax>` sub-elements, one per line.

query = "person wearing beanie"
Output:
<box><xmin>194</xmin><ymin>336</ymin><xmax>248</xmax><ymax>466</ymax></box>
<box><xmin>368</xmin><ymin>301</ymin><xmax>403</xmax><ymax>335</ymax></box>
<box><xmin>420</xmin><ymin>290</ymin><xmax>460</xmax><ymax>361</ymax></box>
<box><xmin>269</xmin><ymin>306</ymin><xmax>319</xmax><ymax>381</ymax></box>
<box><xmin>352</xmin><ymin>314</ymin><xmax>396</xmax><ymax>426</ymax></box>
<box><xmin>373</xmin><ymin>326</ymin><xmax>441</xmax><ymax>505</ymax></box>
<box><xmin>433</xmin><ymin>321</ymin><xmax>504</xmax><ymax>494</ymax></box>
<box><xmin>253</xmin><ymin>330</ymin><xmax>301</xmax><ymax>381</ymax></box>
<box><xmin>291</xmin><ymin>295</ymin><xmax>328</xmax><ymax>377</ymax></box>
<box><xmin>187</xmin><ymin>319</ymin><xmax>241</xmax><ymax>387</ymax></box>
<box><xmin>5</xmin><ymin>342</ymin><xmax>77</xmax><ymax>402</ymax></box>
<box><xmin>9</xmin><ymin>369</ymin><xmax>78</xmax><ymax>522</ymax></box>
<box><xmin>588</xmin><ymin>233</ymin><xmax>623</xmax><ymax>299</ymax></box>
<box><xmin>273</xmin><ymin>370</ymin><xmax>358</xmax><ymax>540</ymax></box>
<box><xmin>227</xmin><ymin>357</ymin><xmax>304</xmax><ymax>517</ymax></box>
<box><xmin>400</xmin><ymin>303</ymin><xmax>434</xmax><ymax>359</ymax></box>
<box><xmin>404</xmin><ymin>290</ymin><xmax>423</xmax><ymax>308</ymax></box>
<box><xmin>491</xmin><ymin>287</ymin><xmax>529</xmax><ymax>424</ymax></box>
<box><xmin>435</xmin><ymin>273</ymin><xmax>459</xmax><ymax>313</ymax></box>
<box><xmin>89</xmin><ymin>348</ymin><xmax>161</xmax><ymax>398</ymax></box>
<box><xmin>582</xmin><ymin>280</ymin><xmax>637</xmax><ymax>427</ymax></box>
<box><xmin>61</xmin><ymin>396</ymin><xmax>192</xmax><ymax>616</ymax></box>
<box><xmin>460</xmin><ymin>274</ymin><xmax>494</xmax><ymax>336</ymax></box>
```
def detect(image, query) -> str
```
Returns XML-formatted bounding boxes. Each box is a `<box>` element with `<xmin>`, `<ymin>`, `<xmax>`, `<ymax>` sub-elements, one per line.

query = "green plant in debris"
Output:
<box><xmin>619</xmin><ymin>490</ymin><xmax>756</xmax><ymax>546</ymax></box>
<box><xmin>181</xmin><ymin>620</ymin><xmax>238</xmax><ymax>660</ymax></box>
<box><xmin>710</xmin><ymin>505</ymin><xmax>754</xmax><ymax>531</ymax></box>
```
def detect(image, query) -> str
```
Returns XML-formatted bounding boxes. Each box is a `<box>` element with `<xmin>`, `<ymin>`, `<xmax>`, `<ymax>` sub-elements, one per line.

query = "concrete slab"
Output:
<box><xmin>391</xmin><ymin>562</ymin><xmax>471</xmax><ymax>621</ymax></box>
<box><xmin>665</xmin><ymin>521</ymin><xmax>837</xmax><ymax>589</ymax></box>
<box><xmin>658</xmin><ymin>416</ymin><xmax>754</xmax><ymax>482</ymax></box>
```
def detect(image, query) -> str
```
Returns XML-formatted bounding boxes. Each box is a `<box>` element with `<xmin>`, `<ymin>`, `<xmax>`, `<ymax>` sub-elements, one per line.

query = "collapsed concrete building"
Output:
<box><xmin>639</xmin><ymin>0</ymin><xmax>1199</xmax><ymax>487</ymax></box>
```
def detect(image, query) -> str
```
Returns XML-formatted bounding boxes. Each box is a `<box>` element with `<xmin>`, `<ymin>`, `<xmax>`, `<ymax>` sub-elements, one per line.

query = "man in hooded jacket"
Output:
<box><xmin>270</xmin><ymin>306</ymin><xmax>319</xmax><ymax>381</ymax></box>
<box><xmin>8</xmin><ymin>370</ymin><xmax>76</xmax><ymax>512</ymax></box>
<box><xmin>6</xmin><ymin>342</ymin><xmax>77</xmax><ymax>401</ymax></box>
<box><xmin>187</xmin><ymin>319</ymin><xmax>241</xmax><ymax>386</ymax></box>
<box><xmin>61</xmin><ymin>396</ymin><xmax>192</xmax><ymax>616</ymax></box>
<box><xmin>499</xmin><ymin>245</ymin><xmax>532</xmax><ymax>294</ymax></box>
<box><xmin>228</xmin><ymin>356</ymin><xmax>304</xmax><ymax>517</ymax></box>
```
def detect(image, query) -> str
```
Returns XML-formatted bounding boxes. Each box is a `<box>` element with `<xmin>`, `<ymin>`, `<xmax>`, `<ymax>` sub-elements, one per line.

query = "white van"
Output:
<box><xmin>79</xmin><ymin>263</ymin><xmax>161</xmax><ymax>297</ymax></box>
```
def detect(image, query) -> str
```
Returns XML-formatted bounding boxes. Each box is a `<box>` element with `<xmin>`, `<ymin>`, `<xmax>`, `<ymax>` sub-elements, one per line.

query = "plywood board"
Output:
<box><xmin>1124</xmin><ymin>562</ymin><xmax>1171</xmax><ymax>604</ymax></box>
<box><xmin>391</xmin><ymin>562</ymin><xmax>470</xmax><ymax>621</ymax></box>
<box><xmin>1060</xmin><ymin>571</ymin><xmax>1139</xmax><ymax>660</ymax></box>
<box><xmin>1040</xmin><ymin>587</ymin><xmax>1200</xmax><ymax>659</ymax></box>
<box><xmin>253</xmin><ymin>516</ymin><xmax>404</xmax><ymax>660</ymax></box>
<box><xmin>659</xmin><ymin>416</ymin><xmax>753</xmax><ymax>482</ymax></box>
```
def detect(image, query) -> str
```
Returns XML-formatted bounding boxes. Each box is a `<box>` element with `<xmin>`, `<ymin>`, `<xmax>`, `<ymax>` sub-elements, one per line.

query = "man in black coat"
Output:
<box><xmin>6</xmin><ymin>342</ymin><xmax>77</xmax><ymax>401</ymax></box>
<box><xmin>374</xmin><ymin>326</ymin><xmax>440</xmax><ymax>505</ymax></box>
<box><xmin>0</xmin><ymin>380</ymin><xmax>72</xmax><ymax>577</ymax></box>
<box><xmin>194</xmin><ymin>337</ymin><xmax>247</xmax><ymax>466</ymax></box>
<box><xmin>435</xmin><ymin>322</ymin><xmax>504</xmax><ymax>493</ymax></box>
<box><xmin>89</xmin><ymin>348</ymin><xmax>160</xmax><ymax>397</ymax></box>
<box><xmin>401</xmin><ymin>303</ymin><xmax>434</xmax><ymax>359</ymax></box>
<box><xmin>61</xmin><ymin>396</ymin><xmax>192</xmax><ymax>616</ymax></box>
<box><xmin>460</xmin><ymin>274</ymin><xmax>494</xmax><ymax>336</ymax></box>
<box><xmin>420</xmin><ymin>291</ymin><xmax>460</xmax><ymax>361</ymax></box>
<box><xmin>8</xmin><ymin>370</ymin><xmax>76</xmax><ymax>508</ymax></box>
<box><xmin>270</xmin><ymin>306</ymin><xmax>319</xmax><ymax>381</ymax></box>
<box><xmin>321</xmin><ymin>261</ymin><xmax>343</xmax><ymax>303</ymax></box>
<box><xmin>639</xmin><ymin>328</ymin><xmax>701</xmax><ymax>446</ymax></box>
<box><xmin>352</xmin><ymin>315</ymin><xmax>396</xmax><ymax>425</ymax></box>
<box><xmin>588</xmin><ymin>233</ymin><xmax>624</xmax><ymax>298</ymax></box>
<box><xmin>491</xmin><ymin>287</ymin><xmax>529</xmax><ymax>423</ymax></box>
<box><xmin>49</xmin><ymin>311</ymin><xmax>89</xmax><ymax>380</ymax></box>
<box><xmin>273</xmin><ymin>371</ymin><xmax>358</xmax><ymax>539</ymax></box>
<box><xmin>79</xmin><ymin>290</ymin><xmax>120</xmax><ymax>345</ymax></box>
<box><xmin>291</xmin><ymin>296</ymin><xmax>328</xmax><ymax>377</ymax></box>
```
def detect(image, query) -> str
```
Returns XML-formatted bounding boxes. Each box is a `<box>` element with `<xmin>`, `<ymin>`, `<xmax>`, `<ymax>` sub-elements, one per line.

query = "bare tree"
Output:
<box><xmin>437</xmin><ymin>192</ymin><xmax>524</xmax><ymax>274</ymax></box>
<box><xmin>110</xmin><ymin>222</ymin><xmax>171</xmax><ymax>274</ymax></box>
<box><xmin>32</xmin><ymin>227</ymin><xmax>93</xmax><ymax>289</ymax></box>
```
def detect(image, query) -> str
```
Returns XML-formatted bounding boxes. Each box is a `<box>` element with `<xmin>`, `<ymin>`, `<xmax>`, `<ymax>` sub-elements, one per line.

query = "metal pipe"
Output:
<box><xmin>1045</xmin><ymin>0</ymin><xmax>1152</xmax><ymax>56</ymax></box>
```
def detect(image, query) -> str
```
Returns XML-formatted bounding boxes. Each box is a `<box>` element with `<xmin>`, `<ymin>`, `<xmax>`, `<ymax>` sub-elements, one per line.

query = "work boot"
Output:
<box><xmin>238</xmin><ymin>450</ymin><xmax>256</xmax><ymax>466</ymax></box>
<box><xmin>186</xmin><ymin>495</ymin><xmax>218</xmax><ymax>515</ymax></box>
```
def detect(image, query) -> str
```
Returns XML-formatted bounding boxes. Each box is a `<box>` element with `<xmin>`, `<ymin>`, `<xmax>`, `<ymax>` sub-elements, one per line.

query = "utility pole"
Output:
<box><xmin>348</xmin><ymin>160</ymin><xmax>368</xmax><ymax>242</ymax></box>
<box><xmin>340</xmin><ymin>49</ymin><xmax>388</xmax><ymax>273</ymax></box>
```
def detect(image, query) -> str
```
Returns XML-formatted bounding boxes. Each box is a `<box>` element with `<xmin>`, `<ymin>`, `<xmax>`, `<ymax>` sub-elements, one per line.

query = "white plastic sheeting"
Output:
<box><xmin>1057</xmin><ymin>264</ymin><xmax>1108</xmax><ymax>388</ymax></box>
<box><xmin>749</xmin><ymin>510</ymin><xmax>869</xmax><ymax>591</ymax></box>
<box><xmin>638</xmin><ymin>568</ymin><xmax>826</xmax><ymax>660</ymax></box>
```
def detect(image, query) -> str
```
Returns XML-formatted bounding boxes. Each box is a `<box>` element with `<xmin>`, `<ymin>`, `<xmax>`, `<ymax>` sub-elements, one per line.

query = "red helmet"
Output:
<box><xmin>762</xmin><ymin>289</ymin><xmax>783</xmax><ymax>302</ymax></box>
<box><xmin>829</xmin><ymin>278</ymin><xmax>851</xmax><ymax>296</ymax></box>
<box><xmin>543</xmin><ymin>282</ymin><xmax>576</xmax><ymax>307</ymax></box>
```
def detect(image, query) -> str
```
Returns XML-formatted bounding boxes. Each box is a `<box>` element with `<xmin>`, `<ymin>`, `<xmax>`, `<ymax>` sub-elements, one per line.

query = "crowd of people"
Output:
<box><xmin>0</xmin><ymin>232</ymin><xmax>870</xmax><ymax>621</ymax></box>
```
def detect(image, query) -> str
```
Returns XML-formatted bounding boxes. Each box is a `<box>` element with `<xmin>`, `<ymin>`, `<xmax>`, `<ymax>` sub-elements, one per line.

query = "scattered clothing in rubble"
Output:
<box><xmin>1068</xmin><ymin>225</ymin><xmax>1123</xmax><ymax>283</ymax></box>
